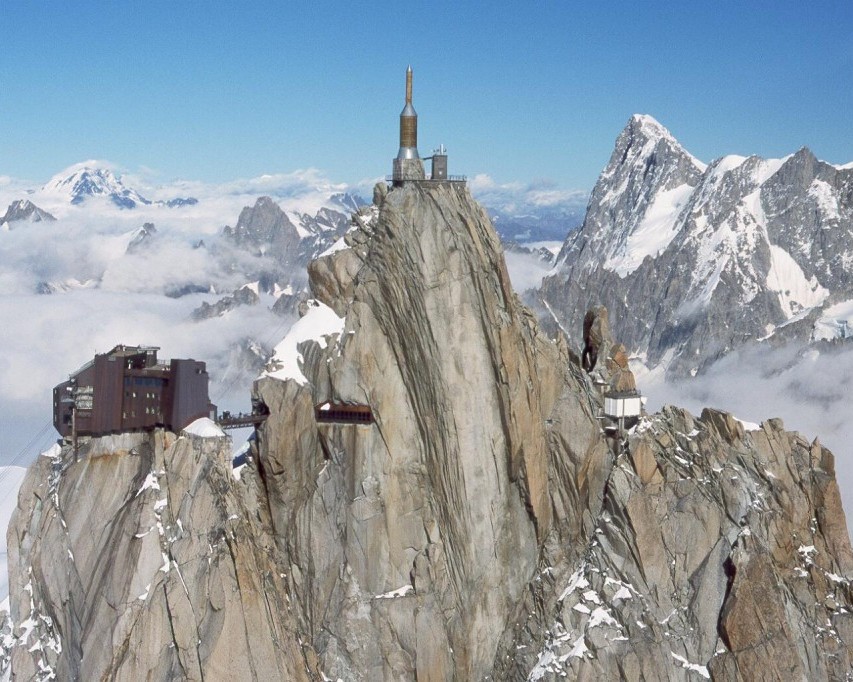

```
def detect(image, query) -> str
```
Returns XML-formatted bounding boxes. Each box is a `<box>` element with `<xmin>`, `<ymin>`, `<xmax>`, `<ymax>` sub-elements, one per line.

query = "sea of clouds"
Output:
<box><xmin>0</xmin><ymin>167</ymin><xmax>334</xmax><ymax>466</ymax></box>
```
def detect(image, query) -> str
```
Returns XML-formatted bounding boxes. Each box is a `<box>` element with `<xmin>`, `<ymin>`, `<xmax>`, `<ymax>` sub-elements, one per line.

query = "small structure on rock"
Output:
<box><xmin>603</xmin><ymin>391</ymin><xmax>643</xmax><ymax>421</ymax></box>
<box><xmin>581</xmin><ymin>307</ymin><xmax>644</xmax><ymax>448</ymax></box>
<box><xmin>315</xmin><ymin>402</ymin><xmax>374</xmax><ymax>424</ymax></box>
<box><xmin>53</xmin><ymin>345</ymin><xmax>216</xmax><ymax>440</ymax></box>
<box><xmin>390</xmin><ymin>67</ymin><xmax>465</xmax><ymax>186</ymax></box>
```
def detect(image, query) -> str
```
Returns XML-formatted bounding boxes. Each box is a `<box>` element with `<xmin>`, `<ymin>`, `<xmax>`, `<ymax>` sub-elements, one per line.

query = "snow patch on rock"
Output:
<box><xmin>809</xmin><ymin>180</ymin><xmax>842</xmax><ymax>221</ymax></box>
<box><xmin>263</xmin><ymin>300</ymin><xmax>345</xmax><ymax>385</ymax></box>
<box><xmin>606</xmin><ymin>183</ymin><xmax>694</xmax><ymax>277</ymax></box>
<box><xmin>813</xmin><ymin>298</ymin><xmax>853</xmax><ymax>341</ymax></box>
<box><xmin>182</xmin><ymin>417</ymin><xmax>226</xmax><ymax>439</ymax></box>
<box><xmin>317</xmin><ymin>237</ymin><xmax>349</xmax><ymax>259</ymax></box>
<box><xmin>766</xmin><ymin>244</ymin><xmax>828</xmax><ymax>318</ymax></box>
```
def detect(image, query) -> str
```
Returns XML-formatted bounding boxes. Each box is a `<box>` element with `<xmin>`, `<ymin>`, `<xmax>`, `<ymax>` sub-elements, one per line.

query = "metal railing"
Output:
<box><xmin>384</xmin><ymin>175</ymin><xmax>467</xmax><ymax>183</ymax></box>
<box><xmin>218</xmin><ymin>411</ymin><xmax>269</xmax><ymax>430</ymax></box>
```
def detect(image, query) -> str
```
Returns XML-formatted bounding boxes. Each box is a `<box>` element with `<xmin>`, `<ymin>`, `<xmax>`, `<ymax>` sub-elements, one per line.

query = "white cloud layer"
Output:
<box><xmin>468</xmin><ymin>173</ymin><xmax>588</xmax><ymax>212</ymax></box>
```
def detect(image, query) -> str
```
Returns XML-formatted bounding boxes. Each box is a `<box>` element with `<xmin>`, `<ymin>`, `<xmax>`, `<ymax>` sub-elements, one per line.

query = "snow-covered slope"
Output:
<box><xmin>40</xmin><ymin>162</ymin><xmax>153</xmax><ymax>209</ymax></box>
<box><xmin>554</xmin><ymin>115</ymin><xmax>706</xmax><ymax>274</ymax></box>
<box><xmin>539</xmin><ymin>115</ymin><xmax>853</xmax><ymax>377</ymax></box>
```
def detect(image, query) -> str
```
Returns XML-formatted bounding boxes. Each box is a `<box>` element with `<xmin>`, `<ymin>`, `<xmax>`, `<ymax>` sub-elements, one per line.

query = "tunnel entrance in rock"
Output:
<box><xmin>315</xmin><ymin>402</ymin><xmax>374</xmax><ymax>424</ymax></box>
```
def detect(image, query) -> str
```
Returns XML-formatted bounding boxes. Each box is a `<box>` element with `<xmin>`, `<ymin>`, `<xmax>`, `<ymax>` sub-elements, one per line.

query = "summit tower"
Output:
<box><xmin>392</xmin><ymin>66</ymin><xmax>426</xmax><ymax>184</ymax></box>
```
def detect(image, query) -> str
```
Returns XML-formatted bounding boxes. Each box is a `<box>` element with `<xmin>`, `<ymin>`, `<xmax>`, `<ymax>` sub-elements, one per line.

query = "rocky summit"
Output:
<box><xmin>538</xmin><ymin>114</ymin><xmax>853</xmax><ymax>378</ymax></box>
<box><xmin>0</xmin><ymin>199</ymin><xmax>55</xmax><ymax>227</ymax></box>
<box><xmin>5</xmin><ymin>180</ymin><xmax>853</xmax><ymax>680</ymax></box>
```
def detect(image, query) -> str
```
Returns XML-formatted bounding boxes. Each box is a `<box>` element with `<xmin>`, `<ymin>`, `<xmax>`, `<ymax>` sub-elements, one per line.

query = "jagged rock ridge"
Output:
<box><xmin>0</xmin><ymin>199</ymin><xmax>55</xmax><ymax>227</ymax></box>
<box><xmin>539</xmin><ymin>114</ymin><xmax>853</xmax><ymax>377</ymax></box>
<box><xmin>6</xmin><ymin>180</ymin><xmax>853</xmax><ymax>679</ymax></box>
<box><xmin>125</xmin><ymin>222</ymin><xmax>158</xmax><ymax>254</ymax></box>
<box><xmin>222</xmin><ymin>194</ymin><xmax>362</xmax><ymax>268</ymax></box>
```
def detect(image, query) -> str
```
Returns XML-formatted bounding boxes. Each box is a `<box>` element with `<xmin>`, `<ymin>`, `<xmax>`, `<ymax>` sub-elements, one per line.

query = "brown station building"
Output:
<box><xmin>53</xmin><ymin>345</ymin><xmax>216</xmax><ymax>438</ymax></box>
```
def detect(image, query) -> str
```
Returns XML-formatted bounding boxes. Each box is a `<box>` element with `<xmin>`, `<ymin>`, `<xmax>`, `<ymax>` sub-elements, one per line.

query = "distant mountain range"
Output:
<box><xmin>38</xmin><ymin>162</ymin><xmax>198</xmax><ymax>209</ymax></box>
<box><xmin>1</xmin><ymin>162</ymin><xmax>583</xmax><ymax>246</ymax></box>
<box><xmin>0</xmin><ymin>168</ymin><xmax>369</xmax><ymax>309</ymax></box>
<box><xmin>537</xmin><ymin>114</ymin><xmax>853</xmax><ymax>377</ymax></box>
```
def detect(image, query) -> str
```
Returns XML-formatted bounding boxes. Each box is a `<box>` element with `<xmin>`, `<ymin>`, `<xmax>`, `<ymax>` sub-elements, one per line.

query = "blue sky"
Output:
<box><xmin>2</xmin><ymin>1</ymin><xmax>852</xmax><ymax>191</ymax></box>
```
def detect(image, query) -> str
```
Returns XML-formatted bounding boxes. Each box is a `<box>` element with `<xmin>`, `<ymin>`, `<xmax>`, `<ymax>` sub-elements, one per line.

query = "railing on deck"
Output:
<box><xmin>218</xmin><ymin>411</ymin><xmax>269</xmax><ymax>430</ymax></box>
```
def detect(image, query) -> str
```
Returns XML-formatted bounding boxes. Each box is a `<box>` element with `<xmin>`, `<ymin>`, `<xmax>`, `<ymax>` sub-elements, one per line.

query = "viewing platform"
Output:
<box><xmin>385</xmin><ymin>175</ymin><xmax>467</xmax><ymax>185</ymax></box>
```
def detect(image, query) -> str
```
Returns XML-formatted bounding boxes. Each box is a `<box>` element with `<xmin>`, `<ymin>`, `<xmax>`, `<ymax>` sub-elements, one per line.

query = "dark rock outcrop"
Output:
<box><xmin>222</xmin><ymin>196</ymin><xmax>302</xmax><ymax>265</ymax></box>
<box><xmin>125</xmin><ymin>222</ymin><xmax>158</xmax><ymax>254</ymax></box>
<box><xmin>191</xmin><ymin>283</ymin><xmax>260</xmax><ymax>320</ymax></box>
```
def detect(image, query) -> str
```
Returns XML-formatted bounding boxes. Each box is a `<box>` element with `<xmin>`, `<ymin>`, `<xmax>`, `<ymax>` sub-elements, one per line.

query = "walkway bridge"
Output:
<box><xmin>218</xmin><ymin>410</ymin><xmax>269</xmax><ymax>431</ymax></box>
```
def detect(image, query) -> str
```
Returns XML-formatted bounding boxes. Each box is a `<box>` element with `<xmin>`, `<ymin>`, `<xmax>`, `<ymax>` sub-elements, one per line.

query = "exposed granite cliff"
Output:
<box><xmin>254</xmin><ymin>180</ymin><xmax>575</xmax><ymax>679</ymax></box>
<box><xmin>6</xmin><ymin>430</ymin><xmax>316</xmax><ymax>680</ymax></box>
<box><xmin>253</xmin><ymin>180</ymin><xmax>853</xmax><ymax>678</ymax></box>
<box><xmin>6</xmin><ymin>180</ymin><xmax>852</xmax><ymax>680</ymax></box>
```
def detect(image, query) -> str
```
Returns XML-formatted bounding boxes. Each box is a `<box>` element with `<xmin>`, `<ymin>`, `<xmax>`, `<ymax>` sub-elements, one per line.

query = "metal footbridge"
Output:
<box><xmin>217</xmin><ymin>410</ymin><xmax>268</xmax><ymax>431</ymax></box>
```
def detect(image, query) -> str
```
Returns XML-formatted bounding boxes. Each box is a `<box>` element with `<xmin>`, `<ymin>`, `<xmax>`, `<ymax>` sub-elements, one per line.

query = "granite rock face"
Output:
<box><xmin>538</xmin><ymin>115</ymin><xmax>853</xmax><ymax>377</ymax></box>
<box><xmin>6</xmin><ymin>431</ymin><xmax>316</xmax><ymax>680</ymax></box>
<box><xmin>6</xmin><ymin>180</ymin><xmax>853</xmax><ymax>680</ymax></box>
<box><xmin>500</xmin><ymin>407</ymin><xmax>853</xmax><ymax>680</ymax></box>
<box><xmin>253</xmin><ymin>181</ymin><xmax>852</xmax><ymax>679</ymax></box>
<box><xmin>254</xmin><ymin>180</ymin><xmax>573</xmax><ymax>680</ymax></box>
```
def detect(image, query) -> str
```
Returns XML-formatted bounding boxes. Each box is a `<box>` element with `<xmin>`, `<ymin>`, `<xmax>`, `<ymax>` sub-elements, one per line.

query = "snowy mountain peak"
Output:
<box><xmin>555</xmin><ymin>114</ymin><xmax>707</xmax><ymax>272</ymax></box>
<box><xmin>0</xmin><ymin>199</ymin><xmax>56</xmax><ymax>227</ymax></box>
<box><xmin>42</xmin><ymin>162</ymin><xmax>151</xmax><ymax>209</ymax></box>
<box><xmin>628</xmin><ymin>114</ymin><xmax>676</xmax><ymax>143</ymax></box>
<box><xmin>623</xmin><ymin>114</ymin><xmax>707</xmax><ymax>173</ymax></box>
<box><xmin>541</xmin><ymin>116</ymin><xmax>853</xmax><ymax>378</ymax></box>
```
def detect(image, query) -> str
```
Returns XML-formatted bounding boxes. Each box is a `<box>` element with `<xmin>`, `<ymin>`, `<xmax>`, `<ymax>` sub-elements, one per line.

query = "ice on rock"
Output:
<box><xmin>263</xmin><ymin>300</ymin><xmax>345</xmax><ymax>385</ymax></box>
<box><xmin>182</xmin><ymin>418</ymin><xmax>226</xmax><ymax>438</ymax></box>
